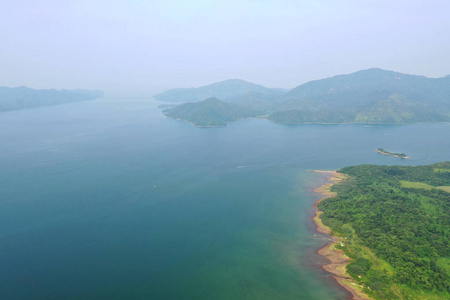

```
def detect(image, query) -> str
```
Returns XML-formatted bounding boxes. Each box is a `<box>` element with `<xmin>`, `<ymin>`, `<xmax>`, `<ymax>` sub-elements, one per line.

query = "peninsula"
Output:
<box><xmin>0</xmin><ymin>86</ymin><xmax>104</xmax><ymax>112</ymax></box>
<box><xmin>314</xmin><ymin>162</ymin><xmax>450</xmax><ymax>299</ymax></box>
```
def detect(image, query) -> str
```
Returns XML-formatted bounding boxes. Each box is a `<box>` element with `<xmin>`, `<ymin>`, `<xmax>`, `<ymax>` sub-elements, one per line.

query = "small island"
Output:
<box><xmin>375</xmin><ymin>148</ymin><xmax>408</xmax><ymax>159</ymax></box>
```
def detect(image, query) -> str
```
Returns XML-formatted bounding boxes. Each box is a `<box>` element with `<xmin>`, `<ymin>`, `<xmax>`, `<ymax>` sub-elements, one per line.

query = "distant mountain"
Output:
<box><xmin>154</xmin><ymin>79</ymin><xmax>285</xmax><ymax>103</ymax></box>
<box><xmin>160</xmin><ymin>69</ymin><xmax>450</xmax><ymax>126</ymax></box>
<box><xmin>0</xmin><ymin>86</ymin><xmax>104</xmax><ymax>112</ymax></box>
<box><xmin>225</xmin><ymin>91</ymin><xmax>284</xmax><ymax>114</ymax></box>
<box><xmin>164</xmin><ymin>97</ymin><xmax>260</xmax><ymax>127</ymax></box>
<box><xmin>272</xmin><ymin>68</ymin><xmax>450</xmax><ymax>123</ymax></box>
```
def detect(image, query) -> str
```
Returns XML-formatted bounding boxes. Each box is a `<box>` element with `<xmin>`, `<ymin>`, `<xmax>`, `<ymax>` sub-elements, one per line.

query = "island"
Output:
<box><xmin>0</xmin><ymin>86</ymin><xmax>104</xmax><ymax>112</ymax></box>
<box><xmin>162</xmin><ymin>97</ymin><xmax>260</xmax><ymax>127</ymax></box>
<box><xmin>157</xmin><ymin>68</ymin><xmax>450</xmax><ymax>127</ymax></box>
<box><xmin>375</xmin><ymin>148</ymin><xmax>408</xmax><ymax>159</ymax></box>
<box><xmin>314</xmin><ymin>162</ymin><xmax>450</xmax><ymax>299</ymax></box>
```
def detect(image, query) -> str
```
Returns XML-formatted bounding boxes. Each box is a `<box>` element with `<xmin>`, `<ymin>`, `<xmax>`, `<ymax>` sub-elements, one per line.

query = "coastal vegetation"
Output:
<box><xmin>158</xmin><ymin>68</ymin><xmax>450</xmax><ymax>126</ymax></box>
<box><xmin>0</xmin><ymin>86</ymin><xmax>103</xmax><ymax>112</ymax></box>
<box><xmin>318</xmin><ymin>162</ymin><xmax>450</xmax><ymax>299</ymax></box>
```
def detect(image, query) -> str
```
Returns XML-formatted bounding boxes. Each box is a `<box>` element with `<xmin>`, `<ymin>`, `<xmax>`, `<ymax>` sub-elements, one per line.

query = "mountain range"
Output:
<box><xmin>157</xmin><ymin>68</ymin><xmax>450</xmax><ymax>127</ymax></box>
<box><xmin>0</xmin><ymin>86</ymin><xmax>104</xmax><ymax>112</ymax></box>
<box><xmin>154</xmin><ymin>79</ymin><xmax>285</xmax><ymax>104</ymax></box>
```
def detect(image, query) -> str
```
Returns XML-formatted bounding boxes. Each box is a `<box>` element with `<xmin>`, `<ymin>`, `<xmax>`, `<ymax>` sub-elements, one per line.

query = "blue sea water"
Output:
<box><xmin>0</xmin><ymin>97</ymin><xmax>449</xmax><ymax>299</ymax></box>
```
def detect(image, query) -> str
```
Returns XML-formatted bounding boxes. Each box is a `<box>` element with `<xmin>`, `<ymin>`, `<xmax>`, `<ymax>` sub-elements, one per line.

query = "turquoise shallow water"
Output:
<box><xmin>0</xmin><ymin>98</ymin><xmax>449</xmax><ymax>299</ymax></box>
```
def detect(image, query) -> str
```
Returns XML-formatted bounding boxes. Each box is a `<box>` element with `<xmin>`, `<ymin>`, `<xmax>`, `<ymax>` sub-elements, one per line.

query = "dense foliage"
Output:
<box><xmin>318</xmin><ymin>162</ymin><xmax>450</xmax><ymax>299</ymax></box>
<box><xmin>0</xmin><ymin>86</ymin><xmax>103</xmax><ymax>111</ymax></box>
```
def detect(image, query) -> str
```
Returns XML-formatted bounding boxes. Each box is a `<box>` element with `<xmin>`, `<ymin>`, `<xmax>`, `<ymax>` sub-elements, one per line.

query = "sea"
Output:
<box><xmin>0</xmin><ymin>97</ymin><xmax>449</xmax><ymax>299</ymax></box>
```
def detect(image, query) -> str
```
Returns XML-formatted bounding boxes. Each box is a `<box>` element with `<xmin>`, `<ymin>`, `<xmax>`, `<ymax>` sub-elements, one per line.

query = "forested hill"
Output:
<box><xmin>163</xmin><ymin>97</ymin><xmax>260</xmax><ymax>127</ymax></box>
<box><xmin>318</xmin><ymin>162</ymin><xmax>450</xmax><ymax>299</ymax></box>
<box><xmin>159</xmin><ymin>69</ymin><xmax>450</xmax><ymax>126</ymax></box>
<box><xmin>0</xmin><ymin>86</ymin><xmax>104</xmax><ymax>112</ymax></box>
<box><xmin>271</xmin><ymin>68</ymin><xmax>450</xmax><ymax>124</ymax></box>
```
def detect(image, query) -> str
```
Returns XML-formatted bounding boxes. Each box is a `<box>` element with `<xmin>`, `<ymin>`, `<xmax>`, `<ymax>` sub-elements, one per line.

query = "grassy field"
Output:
<box><xmin>437</xmin><ymin>186</ymin><xmax>450</xmax><ymax>192</ymax></box>
<box><xmin>400</xmin><ymin>180</ymin><xmax>450</xmax><ymax>193</ymax></box>
<box><xmin>434</xmin><ymin>168</ymin><xmax>450</xmax><ymax>173</ymax></box>
<box><xmin>400</xmin><ymin>181</ymin><xmax>434</xmax><ymax>190</ymax></box>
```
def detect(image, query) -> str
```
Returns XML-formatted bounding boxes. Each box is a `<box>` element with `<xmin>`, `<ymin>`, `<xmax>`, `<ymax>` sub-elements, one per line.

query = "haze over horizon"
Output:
<box><xmin>1</xmin><ymin>0</ymin><xmax>449</xmax><ymax>96</ymax></box>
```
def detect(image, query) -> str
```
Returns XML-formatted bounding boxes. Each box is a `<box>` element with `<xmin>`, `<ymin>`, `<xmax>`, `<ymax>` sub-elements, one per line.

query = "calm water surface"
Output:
<box><xmin>0</xmin><ymin>98</ymin><xmax>449</xmax><ymax>299</ymax></box>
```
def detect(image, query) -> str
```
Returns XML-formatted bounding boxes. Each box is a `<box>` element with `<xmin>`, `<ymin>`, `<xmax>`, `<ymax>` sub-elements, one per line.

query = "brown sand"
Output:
<box><xmin>311</xmin><ymin>170</ymin><xmax>372</xmax><ymax>300</ymax></box>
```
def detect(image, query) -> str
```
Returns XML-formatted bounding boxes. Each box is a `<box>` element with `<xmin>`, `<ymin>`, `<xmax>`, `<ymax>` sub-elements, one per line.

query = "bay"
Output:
<box><xmin>0</xmin><ymin>97</ymin><xmax>449</xmax><ymax>299</ymax></box>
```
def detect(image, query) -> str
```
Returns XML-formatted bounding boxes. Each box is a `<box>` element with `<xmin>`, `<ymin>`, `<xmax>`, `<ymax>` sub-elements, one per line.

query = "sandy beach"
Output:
<box><xmin>311</xmin><ymin>170</ymin><xmax>372</xmax><ymax>300</ymax></box>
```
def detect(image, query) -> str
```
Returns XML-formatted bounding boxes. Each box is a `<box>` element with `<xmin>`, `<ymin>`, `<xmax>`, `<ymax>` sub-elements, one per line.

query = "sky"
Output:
<box><xmin>1</xmin><ymin>0</ymin><xmax>449</xmax><ymax>96</ymax></box>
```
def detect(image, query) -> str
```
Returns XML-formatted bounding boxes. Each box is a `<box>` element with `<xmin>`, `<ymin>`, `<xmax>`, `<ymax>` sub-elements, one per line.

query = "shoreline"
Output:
<box><xmin>311</xmin><ymin>170</ymin><xmax>372</xmax><ymax>300</ymax></box>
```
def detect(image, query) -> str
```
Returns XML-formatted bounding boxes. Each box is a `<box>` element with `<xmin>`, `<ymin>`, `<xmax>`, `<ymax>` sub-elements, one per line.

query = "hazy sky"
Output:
<box><xmin>1</xmin><ymin>0</ymin><xmax>449</xmax><ymax>95</ymax></box>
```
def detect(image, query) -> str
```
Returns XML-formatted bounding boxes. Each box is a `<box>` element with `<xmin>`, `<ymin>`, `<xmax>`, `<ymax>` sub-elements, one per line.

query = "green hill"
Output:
<box><xmin>319</xmin><ymin>162</ymin><xmax>450</xmax><ymax>299</ymax></box>
<box><xmin>0</xmin><ymin>86</ymin><xmax>104</xmax><ymax>112</ymax></box>
<box><xmin>271</xmin><ymin>68</ymin><xmax>450</xmax><ymax>124</ymax></box>
<box><xmin>224</xmin><ymin>91</ymin><xmax>285</xmax><ymax>114</ymax></box>
<box><xmin>164</xmin><ymin>97</ymin><xmax>260</xmax><ymax>127</ymax></box>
